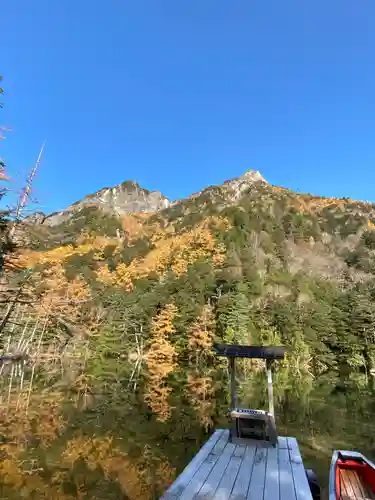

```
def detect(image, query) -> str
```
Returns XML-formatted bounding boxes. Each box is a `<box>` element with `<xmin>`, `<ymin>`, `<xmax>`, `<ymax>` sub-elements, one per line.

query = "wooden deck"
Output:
<box><xmin>161</xmin><ymin>429</ymin><xmax>313</xmax><ymax>500</ymax></box>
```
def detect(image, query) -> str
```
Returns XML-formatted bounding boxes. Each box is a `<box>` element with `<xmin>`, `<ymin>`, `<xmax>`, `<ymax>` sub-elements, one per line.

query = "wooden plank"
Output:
<box><xmin>341</xmin><ymin>469</ymin><xmax>356</xmax><ymax>499</ymax></box>
<box><xmin>339</xmin><ymin>470</ymin><xmax>350</xmax><ymax>500</ymax></box>
<box><xmin>196</xmin><ymin>442</ymin><xmax>236</xmax><ymax>499</ymax></box>
<box><xmin>230</xmin><ymin>444</ymin><xmax>256</xmax><ymax>500</ymax></box>
<box><xmin>229</xmin><ymin>357</ymin><xmax>237</xmax><ymax>408</ymax></box>
<box><xmin>340</xmin><ymin>474</ymin><xmax>350</xmax><ymax>500</ymax></box>
<box><xmin>287</xmin><ymin>437</ymin><xmax>313</xmax><ymax>500</ymax></box>
<box><xmin>348</xmin><ymin>470</ymin><xmax>366</xmax><ymax>499</ymax></box>
<box><xmin>278</xmin><ymin>447</ymin><xmax>296</xmax><ymax>500</ymax></box>
<box><xmin>161</xmin><ymin>429</ymin><xmax>225</xmax><ymax>500</ymax></box>
<box><xmin>213</xmin><ymin>445</ymin><xmax>246</xmax><ymax>500</ymax></box>
<box><xmin>178</xmin><ymin>430</ymin><xmax>230</xmax><ymax>500</ymax></box>
<box><xmin>213</xmin><ymin>344</ymin><xmax>286</xmax><ymax>360</ymax></box>
<box><xmin>340</xmin><ymin>469</ymin><xmax>353</xmax><ymax>500</ymax></box>
<box><xmin>247</xmin><ymin>447</ymin><xmax>268</xmax><ymax>499</ymax></box>
<box><xmin>263</xmin><ymin>446</ymin><xmax>280</xmax><ymax>500</ymax></box>
<box><xmin>233</xmin><ymin>445</ymin><xmax>247</xmax><ymax>458</ymax></box>
<box><xmin>277</xmin><ymin>437</ymin><xmax>290</xmax><ymax>449</ymax></box>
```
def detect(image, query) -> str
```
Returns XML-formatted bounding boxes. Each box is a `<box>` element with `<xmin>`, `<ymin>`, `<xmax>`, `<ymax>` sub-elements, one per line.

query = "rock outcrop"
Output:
<box><xmin>42</xmin><ymin>180</ymin><xmax>170</xmax><ymax>226</ymax></box>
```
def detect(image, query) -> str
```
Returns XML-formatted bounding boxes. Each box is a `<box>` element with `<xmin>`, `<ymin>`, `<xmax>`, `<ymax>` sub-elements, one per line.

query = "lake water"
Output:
<box><xmin>0</xmin><ymin>359</ymin><xmax>374</xmax><ymax>499</ymax></box>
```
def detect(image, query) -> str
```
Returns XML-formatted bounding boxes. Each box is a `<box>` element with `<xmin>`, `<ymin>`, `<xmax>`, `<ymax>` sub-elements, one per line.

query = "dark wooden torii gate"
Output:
<box><xmin>213</xmin><ymin>343</ymin><xmax>286</xmax><ymax>446</ymax></box>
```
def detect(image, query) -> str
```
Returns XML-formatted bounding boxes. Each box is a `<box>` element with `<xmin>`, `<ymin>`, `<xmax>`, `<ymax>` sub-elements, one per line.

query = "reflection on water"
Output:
<box><xmin>239</xmin><ymin>365</ymin><xmax>375</xmax><ymax>498</ymax></box>
<box><xmin>0</xmin><ymin>353</ymin><xmax>374</xmax><ymax>499</ymax></box>
<box><xmin>278</xmin><ymin>373</ymin><xmax>375</xmax><ymax>498</ymax></box>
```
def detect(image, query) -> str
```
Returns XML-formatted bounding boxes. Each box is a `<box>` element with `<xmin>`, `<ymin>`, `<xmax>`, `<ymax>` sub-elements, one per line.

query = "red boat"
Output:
<box><xmin>330</xmin><ymin>450</ymin><xmax>375</xmax><ymax>500</ymax></box>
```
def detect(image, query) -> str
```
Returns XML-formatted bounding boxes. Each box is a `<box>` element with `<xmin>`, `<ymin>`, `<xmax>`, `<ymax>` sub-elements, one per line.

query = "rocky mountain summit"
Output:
<box><xmin>41</xmin><ymin>180</ymin><xmax>170</xmax><ymax>226</ymax></box>
<box><xmin>31</xmin><ymin>169</ymin><xmax>267</xmax><ymax>227</ymax></box>
<box><xmin>187</xmin><ymin>169</ymin><xmax>267</xmax><ymax>201</ymax></box>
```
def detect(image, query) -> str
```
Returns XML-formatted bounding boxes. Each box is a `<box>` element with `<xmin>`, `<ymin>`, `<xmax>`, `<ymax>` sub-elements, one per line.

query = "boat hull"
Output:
<box><xmin>329</xmin><ymin>450</ymin><xmax>375</xmax><ymax>500</ymax></box>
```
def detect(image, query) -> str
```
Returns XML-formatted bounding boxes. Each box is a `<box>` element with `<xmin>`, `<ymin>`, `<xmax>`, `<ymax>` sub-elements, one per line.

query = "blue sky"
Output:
<box><xmin>1</xmin><ymin>0</ymin><xmax>375</xmax><ymax>213</ymax></box>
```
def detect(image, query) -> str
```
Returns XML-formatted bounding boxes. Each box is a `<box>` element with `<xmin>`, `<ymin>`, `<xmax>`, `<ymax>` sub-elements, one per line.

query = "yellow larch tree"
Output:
<box><xmin>187</xmin><ymin>372</ymin><xmax>215</xmax><ymax>431</ymax></box>
<box><xmin>188</xmin><ymin>304</ymin><xmax>216</xmax><ymax>362</ymax></box>
<box><xmin>186</xmin><ymin>304</ymin><xmax>216</xmax><ymax>430</ymax></box>
<box><xmin>144</xmin><ymin>303</ymin><xmax>178</xmax><ymax>422</ymax></box>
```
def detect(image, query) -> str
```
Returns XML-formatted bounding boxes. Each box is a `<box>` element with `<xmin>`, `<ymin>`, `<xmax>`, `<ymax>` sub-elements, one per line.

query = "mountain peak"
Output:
<box><xmin>43</xmin><ymin>180</ymin><xmax>170</xmax><ymax>226</ymax></box>
<box><xmin>238</xmin><ymin>169</ymin><xmax>267</xmax><ymax>183</ymax></box>
<box><xmin>214</xmin><ymin>168</ymin><xmax>267</xmax><ymax>202</ymax></box>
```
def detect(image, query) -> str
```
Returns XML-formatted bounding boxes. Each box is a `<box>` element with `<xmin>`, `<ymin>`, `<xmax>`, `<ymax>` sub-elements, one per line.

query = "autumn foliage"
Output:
<box><xmin>144</xmin><ymin>303</ymin><xmax>178</xmax><ymax>422</ymax></box>
<box><xmin>188</xmin><ymin>304</ymin><xmax>215</xmax><ymax>361</ymax></box>
<box><xmin>97</xmin><ymin>216</ymin><xmax>228</xmax><ymax>289</ymax></box>
<box><xmin>187</xmin><ymin>372</ymin><xmax>215</xmax><ymax>430</ymax></box>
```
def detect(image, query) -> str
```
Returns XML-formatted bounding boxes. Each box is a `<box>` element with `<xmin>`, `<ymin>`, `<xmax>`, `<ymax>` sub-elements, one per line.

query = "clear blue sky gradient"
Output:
<box><xmin>1</xmin><ymin>0</ymin><xmax>375</xmax><ymax>213</ymax></box>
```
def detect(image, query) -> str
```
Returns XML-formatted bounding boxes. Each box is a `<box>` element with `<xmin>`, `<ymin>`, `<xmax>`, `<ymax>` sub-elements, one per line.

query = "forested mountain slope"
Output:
<box><xmin>2</xmin><ymin>169</ymin><xmax>375</xmax><ymax>499</ymax></box>
<box><xmin>16</xmin><ymin>168</ymin><xmax>375</xmax><ymax>375</ymax></box>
